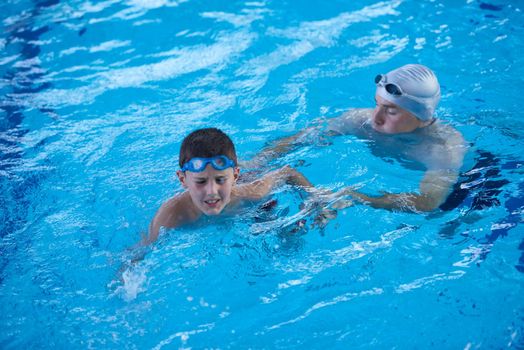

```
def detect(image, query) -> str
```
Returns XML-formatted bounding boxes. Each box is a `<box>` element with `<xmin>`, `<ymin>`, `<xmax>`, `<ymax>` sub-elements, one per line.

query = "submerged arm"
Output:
<box><xmin>345</xmin><ymin>130</ymin><xmax>467</xmax><ymax>212</ymax></box>
<box><xmin>236</xmin><ymin>165</ymin><xmax>314</xmax><ymax>200</ymax></box>
<box><xmin>246</xmin><ymin>127</ymin><xmax>320</xmax><ymax>167</ymax></box>
<box><xmin>246</xmin><ymin>110</ymin><xmax>370</xmax><ymax>167</ymax></box>
<box><xmin>344</xmin><ymin>169</ymin><xmax>459</xmax><ymax>212</ymax></box>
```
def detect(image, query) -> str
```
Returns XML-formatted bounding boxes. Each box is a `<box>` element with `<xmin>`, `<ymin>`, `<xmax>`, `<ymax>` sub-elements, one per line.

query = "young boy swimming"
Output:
<box><xmin>146</xmin><ymin>127</ymin><xmax>318</xmax><ymax>244</ymax></box>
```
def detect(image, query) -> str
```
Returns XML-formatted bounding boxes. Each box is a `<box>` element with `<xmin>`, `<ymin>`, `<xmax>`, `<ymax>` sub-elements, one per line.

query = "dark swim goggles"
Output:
<box><xmin>375</xmin><ymin>74</ymin><xmax>403</xmax><ymax>96</ymax></box>
<box><xmin>375</xmin><ymin>74</ymin><xmax>428</xmax><ymax>103</ymax></box>
<box><xmin>181</xmin><ymin>155</ymin><xmax>235</xmax><ymax>172</ymax></box>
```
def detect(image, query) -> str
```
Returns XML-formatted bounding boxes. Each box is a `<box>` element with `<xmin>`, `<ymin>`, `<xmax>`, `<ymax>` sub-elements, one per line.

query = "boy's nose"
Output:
<box><xmin>206</xmin><ymin>181</ymin><xmax>219</xmax><ymax>195</ymax></box>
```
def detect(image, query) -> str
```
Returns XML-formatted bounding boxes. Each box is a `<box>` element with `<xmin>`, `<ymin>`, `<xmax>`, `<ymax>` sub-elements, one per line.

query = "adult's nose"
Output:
<box><xmin>373</xmin><ymin>107</ymin><xmax>385</xmax><ymax>126</ymax></box>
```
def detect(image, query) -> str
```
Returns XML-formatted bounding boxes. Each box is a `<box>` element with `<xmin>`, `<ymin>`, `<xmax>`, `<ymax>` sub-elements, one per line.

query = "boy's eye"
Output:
<box><xmin>216</xmin><ymin>177</ymin><xmax>226</xmax><ymax>184</ymax></box>
<box><xmin>195</xmin><ymin>180</ymin><xmax>207</xmax><ymax>184</ymax></box>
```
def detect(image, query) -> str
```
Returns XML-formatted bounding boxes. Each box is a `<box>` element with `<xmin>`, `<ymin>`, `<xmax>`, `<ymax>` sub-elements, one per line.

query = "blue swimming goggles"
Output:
<box><xmin>181</xmin><ymin>155</ymin><xmax>236</xmax><ymax>172</ymax></box>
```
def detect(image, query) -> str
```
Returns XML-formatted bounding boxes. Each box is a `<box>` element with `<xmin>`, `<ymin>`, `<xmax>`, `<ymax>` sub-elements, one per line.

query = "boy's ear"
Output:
<box><xmin>233</xmin><ymin>167</ymin><xmax>240</xmax><ymax>182</ymax></box>
<box><xmin>177</xmin><ymin>170</ymin><xmax>188</xmax><ymax>188</ymax></box>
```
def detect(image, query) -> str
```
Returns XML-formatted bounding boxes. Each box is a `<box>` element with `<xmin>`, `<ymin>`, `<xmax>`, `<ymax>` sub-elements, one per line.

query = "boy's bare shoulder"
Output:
<box><xmin>152</xmin><ymin>192</ymin><xmax>198</xmax><ymax>229</ymax></box>
<box><xmin>147</xmin><ymin>192</ymin><xmax>201</xmax><ymax>244</ymax></box>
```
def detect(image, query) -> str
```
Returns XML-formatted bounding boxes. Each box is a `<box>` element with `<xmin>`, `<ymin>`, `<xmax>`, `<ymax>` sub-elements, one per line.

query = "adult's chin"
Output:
<box><xmin>372</xmin><ymin>125</ymin><xmax>390</xmax><ymax>134</ymax></box>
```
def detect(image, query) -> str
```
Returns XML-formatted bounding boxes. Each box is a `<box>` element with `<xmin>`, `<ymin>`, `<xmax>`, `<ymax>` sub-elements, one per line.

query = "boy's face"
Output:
<box><xmin>177</xmin><ymin>165</ymin><xmax>239</xmax><ymax>216</ymax></box>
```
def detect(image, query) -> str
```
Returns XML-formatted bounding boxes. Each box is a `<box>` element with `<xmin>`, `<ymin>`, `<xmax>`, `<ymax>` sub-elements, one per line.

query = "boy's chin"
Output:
<box><xmin>202</xmin><ymin>209</ymin><xmax>222</xmax><ymax>216</ymax></box>
<box><xmin>200</xmin><ymin>205</ymin><xmax>225</xmax><ymax>216</ymax></box>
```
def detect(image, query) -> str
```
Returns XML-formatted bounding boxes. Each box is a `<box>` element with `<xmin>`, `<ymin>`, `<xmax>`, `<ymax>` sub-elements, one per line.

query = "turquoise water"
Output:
<box><xmin>1</xmin><ymin>0</ymin><xmax>524</xmax><ymax>348</ymax></box>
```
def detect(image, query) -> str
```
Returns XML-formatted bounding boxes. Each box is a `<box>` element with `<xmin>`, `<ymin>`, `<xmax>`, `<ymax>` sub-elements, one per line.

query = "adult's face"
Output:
<box><xmin>372</xmin><ymin>94</ymin><xmax>425</xmax><ymax>134</ymax></box>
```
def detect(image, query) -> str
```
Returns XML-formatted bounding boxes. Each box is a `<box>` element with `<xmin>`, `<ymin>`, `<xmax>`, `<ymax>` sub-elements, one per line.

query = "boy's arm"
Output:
<box><xmin>237</xmin><ymin>166</ymin><xmax>352</xmax><ymax>228</ymax></box>
<box><xmin>147</xmin><ymin>199</ymin><xmax>175</xmax><ymax>244</ymax></box>
<box><xmin>117</xmin><ymin>194</ymin><xmax>191</xmax><ymax>279</ymax></box>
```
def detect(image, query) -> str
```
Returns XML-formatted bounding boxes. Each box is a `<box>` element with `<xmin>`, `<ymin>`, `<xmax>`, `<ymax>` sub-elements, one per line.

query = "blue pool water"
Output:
<box><xmin>1</xmin><ymin>0</ymin><xmax>524</xmax><ymax>348</ymax></box>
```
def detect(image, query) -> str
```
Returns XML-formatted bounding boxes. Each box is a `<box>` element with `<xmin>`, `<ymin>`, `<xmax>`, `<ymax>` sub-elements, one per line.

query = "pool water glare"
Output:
<box><xmin>1</xmin><ymin>0</ymin><xmax>524</xmax><ymax>348</ymax></box>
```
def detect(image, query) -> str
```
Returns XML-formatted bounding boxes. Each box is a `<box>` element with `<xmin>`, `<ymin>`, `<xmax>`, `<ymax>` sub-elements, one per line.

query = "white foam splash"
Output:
<box><xmin>115</xmin><ymin>266</ymin><xmax>148</xmax><ymax>301</ymax></box>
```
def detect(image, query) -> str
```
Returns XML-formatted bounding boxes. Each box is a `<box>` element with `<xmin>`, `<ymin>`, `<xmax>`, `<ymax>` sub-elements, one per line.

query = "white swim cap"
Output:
<box><xmin>375</xmin><ymin>64</ymin><xmax>440</xmax><ymax>121</ymax></box>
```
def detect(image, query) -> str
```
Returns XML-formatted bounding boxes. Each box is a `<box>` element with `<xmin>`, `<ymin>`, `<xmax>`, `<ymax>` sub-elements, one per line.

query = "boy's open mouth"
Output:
<box><xmin>204</xmin><ymin>199</ymin><xmax>220</xmax><ymax>207</ymax></box>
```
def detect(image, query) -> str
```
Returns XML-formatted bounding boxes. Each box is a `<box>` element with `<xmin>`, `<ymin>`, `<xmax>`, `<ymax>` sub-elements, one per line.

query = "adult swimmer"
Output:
<box><xmin>250</xmin><ymin>64</ymin><xmax>467</xmax><ymax>212</ymax></box>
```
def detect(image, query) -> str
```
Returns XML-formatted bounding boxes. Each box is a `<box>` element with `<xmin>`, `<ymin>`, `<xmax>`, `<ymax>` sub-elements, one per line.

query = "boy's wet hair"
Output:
<box><xmin>179</xmin><ymin>128</ymin><xmax>238</xmax><ymax>168</ymax></box>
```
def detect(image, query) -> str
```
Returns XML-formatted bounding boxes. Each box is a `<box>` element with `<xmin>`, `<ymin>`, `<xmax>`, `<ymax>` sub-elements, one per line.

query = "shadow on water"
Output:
<box><xmin>436</xmin><ymin>150</ymin><xmax>524</xmax><ymax>272</ymax></box>
<box><xmin>0</xmin><ymin>0</ymin><xmax>59</xmax><ymax>281</ymax></box>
